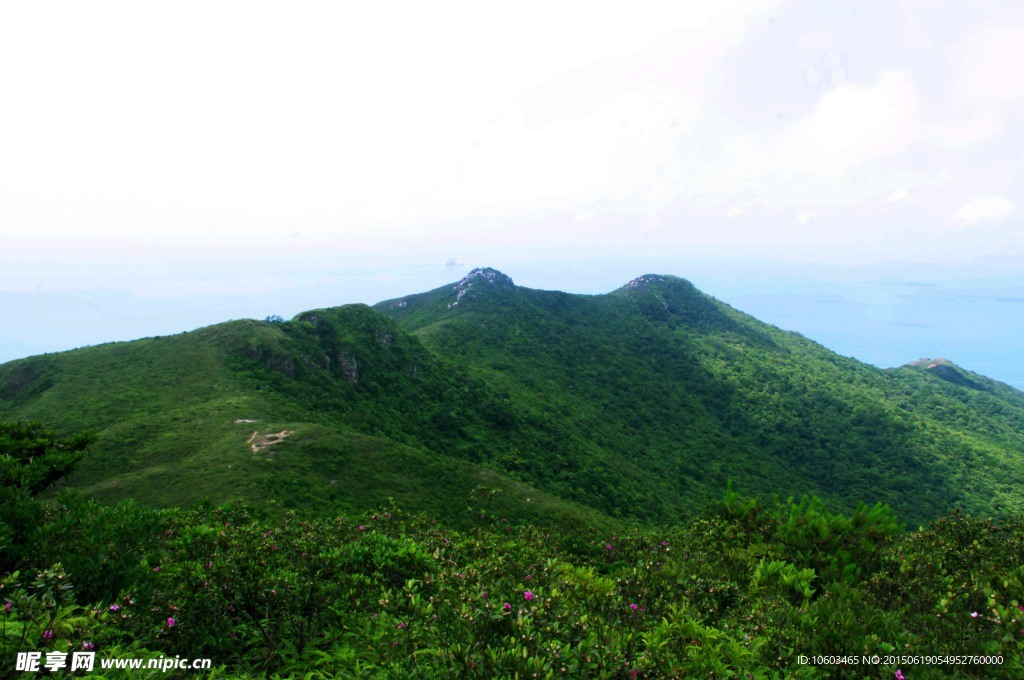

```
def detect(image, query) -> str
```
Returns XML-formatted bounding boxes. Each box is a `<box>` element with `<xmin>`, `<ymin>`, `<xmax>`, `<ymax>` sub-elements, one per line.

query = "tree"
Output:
<box><xmin>0</xmin><ymin>421</ymin><xmax>94</xmax><ymax>570</ymax></box>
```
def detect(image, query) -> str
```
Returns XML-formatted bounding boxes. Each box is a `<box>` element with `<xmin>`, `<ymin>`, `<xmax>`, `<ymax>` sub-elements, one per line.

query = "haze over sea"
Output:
<box><xmin>2</xmin><ymin>257</ymin><xmax>1021</xmax><ymax>392</ymax></box>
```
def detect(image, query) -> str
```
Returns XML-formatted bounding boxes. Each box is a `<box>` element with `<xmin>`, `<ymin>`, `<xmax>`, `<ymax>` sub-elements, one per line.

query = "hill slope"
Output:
<box><xmin>374</xmin><ymin>269</ymin><xmax>1024</xmax><ymax>525</ymax></box>
<box><xmin>2</xmin><ymin>268</ymin><xmax>1023</xmax><ymax>527</ymax></box>
<box><xmin>0</xmin><ymin>309</ymin><xmax>613</xmax><ymax>530</ymax></box>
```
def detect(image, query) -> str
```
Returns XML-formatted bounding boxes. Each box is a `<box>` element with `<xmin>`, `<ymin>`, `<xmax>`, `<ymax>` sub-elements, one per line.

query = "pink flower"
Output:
<box><xmin>629</xmin><ymin>603</ymin><xmax>638</xmax><ymax>611</ymax></box>
<box><xmin>605</xmin><ymin>544</ymin><xmax>613</xmax><ymax>550</ymax></box>
<box><xmin>41</xmin><ymin>630</ymin><xmax>54</xmax><ymax>640</ymax></box>
<box><xmin>525</xmin><ymin>574</ymin><xmax>531</xmax><ymax>580</ymax></box>
<box><xmin>82</xmin><ymin>641</ymin><xmax>94</xmax><ymax>651</ymax></box>
<box><xmin>109</xmin><ymin>604</ymin><xmax>121</xmax><ymax>612</ymax></box>
<box><xmin>503</xmin><ymin>603</ymin><xmax>512</xmax><ymax>611</ymax></box>
<box><xmin>524</xmin><ymin>591</ymin><xmax>533</xmax><ymax>601</ymax></box>
<box><xmin>971</xmin><ymin>611</ymin><xmax>979</xmax><ymax>619</ymax></box>
<box><xmin>359</xmin><ymin>525</ymin><xmax>366</xmax><ymax>531</ymax></box>
<box><xmin>895</xmin><ymin>670</ymin><xmax>904</xmax><ymax>680</ymax></box>
<box><xmin>481</xmin><ymin>591</ymin><xmax>487</xmax><ymax>599</ymax></box>
<box><xmin>167</xmin><ymin>617</ymin><xmax>176</xmax><ymax>628</ymax></box>
<box><xmin>396</xmin><ymin>622</ymin><xmax>406</xmax><ymax>629</ymax></box>
<box><xmin>2</xmin><ymin>602</ymin><xmax>10</xmax><ymax>614</ymax></box>
<box><xmin>153</xmin><ymin>567</ymin><xmax>160</xmax><ymax>573</ymax></box>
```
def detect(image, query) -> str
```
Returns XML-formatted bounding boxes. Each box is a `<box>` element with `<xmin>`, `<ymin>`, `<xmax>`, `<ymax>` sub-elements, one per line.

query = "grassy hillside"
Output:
<box><xmin>2</xmin><ymin>267</ymin><xmax>1023</xmax><ymax>529</ymax></box>
<box><xmin>0</xmin><ymin>313</ymin><xmax>613</xmax><ymax>531</ymax></box>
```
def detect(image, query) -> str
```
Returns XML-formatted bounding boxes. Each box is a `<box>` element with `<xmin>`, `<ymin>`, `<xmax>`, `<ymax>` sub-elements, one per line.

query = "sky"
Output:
<box><xmin>1</xmin><ymin>1</ymin><xmax>1022</xmax><ymax>387</ymax></box>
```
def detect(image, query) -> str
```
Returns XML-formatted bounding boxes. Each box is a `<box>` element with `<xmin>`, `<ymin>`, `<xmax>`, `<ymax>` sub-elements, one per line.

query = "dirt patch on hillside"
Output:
<box><xmin>247</xmin><ymin>430</ymin><xmax>293</xmax><ymax>453</ymax></box>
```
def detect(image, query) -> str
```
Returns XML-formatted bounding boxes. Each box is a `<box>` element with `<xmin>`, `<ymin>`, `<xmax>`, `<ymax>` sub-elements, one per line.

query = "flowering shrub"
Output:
<box><xmin>1</xmin><ymin>492</ymin><xmax>1021</xmax><ymax>677</ymax></box>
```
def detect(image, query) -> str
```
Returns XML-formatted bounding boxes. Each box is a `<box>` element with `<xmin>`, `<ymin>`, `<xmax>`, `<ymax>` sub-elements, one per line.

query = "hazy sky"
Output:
<box><xmin>2</xmin><ymin>2</ymin><xmax>1022</xmax><ymax>384</ymax></box>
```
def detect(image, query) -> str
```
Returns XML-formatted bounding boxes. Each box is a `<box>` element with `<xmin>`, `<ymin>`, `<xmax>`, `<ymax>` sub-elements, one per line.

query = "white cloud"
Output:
<box><xmin>1</xmin><ymin>0</ymin><xmax>1022</xmax><ymax>285</ymax></box>
<box><xmin>781</xmin><ymin>71</ymin><xmax>920</xmax><ymax>170</ymax></box>
<box><xmin>927</xmin><ymin>24</ymin><xmax>1024</xmax><ymax>149</ymax></box>
<box><xmin>685</xmin><ymin>70</ymin><xmax>929</xmax><ymax>223</ymax></box>
<box><xmin>886</xmin><ymin>189</ymin><xmax>911</xmax><ymax>204</ymax></box>
<box><xmin>953</xmin><ymin>195</ymin><xmax>1013</xmax><ymax>226</ymax></box>
<box><xmin>794</xmin><ymin>210</ymin><xmax>816</xmax><ymax>226</ymax></box>
<box><xmin>923</xmin><ymin>107</ymin><xmax>1004</xmax><ymax>150</ymax></box>
<box><xmin>0</xmin><ymin>0</ymin><xmax>780</xmax><ymax>248</ymax></box>
<box><xmin>952</xmin><ymin>26</ymin><xmax>1024</xmax><ymax>106</ymax></box>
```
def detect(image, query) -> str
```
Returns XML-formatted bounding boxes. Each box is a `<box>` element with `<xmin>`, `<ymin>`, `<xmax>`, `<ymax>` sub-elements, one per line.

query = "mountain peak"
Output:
<box><xmin>456</xmin><ymin>267</ymin><xmax>514</xmax><ymax>288</ymax></box>
<box><xmin>625</xmin><ymin>274</ymin><xmax>669</xmax><ymax>290</ymax></box>
<box><xmin>444</xmin><ymin>268</ymin><xmax>515</xmax><ymax>310</ymax></box>
<box><xmin>618</xmin><ymin>274</ymin><xmax>697</xmax><ymax>293</ymax></box>
<box><xmin>907</xmin><ymin>357</ymin><xmax>953</xmax><ymax>369</ymax></box>
<box><xmin>612</xmin><ymin>273</ymin><xmax>699</xmax><ymax>298</ymax></box>
<box><xmin>906</xmin><ymin>357</ymin><xmax>986</xmax><ymax>391</ymax></box>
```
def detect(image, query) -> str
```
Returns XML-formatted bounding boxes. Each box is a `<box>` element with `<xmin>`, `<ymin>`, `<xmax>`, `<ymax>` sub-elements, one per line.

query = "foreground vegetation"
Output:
<box><xmin>3</xmin><ymin>423</ymin><xmax>1023</xmax><ymax>678</ymax></box>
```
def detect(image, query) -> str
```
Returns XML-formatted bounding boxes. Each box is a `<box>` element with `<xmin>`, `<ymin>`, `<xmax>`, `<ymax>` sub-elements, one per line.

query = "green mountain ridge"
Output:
<box><xmin>2</xmin><ymin>268</ymin><xmax>1022</xmax><ymax>528</ymax></box>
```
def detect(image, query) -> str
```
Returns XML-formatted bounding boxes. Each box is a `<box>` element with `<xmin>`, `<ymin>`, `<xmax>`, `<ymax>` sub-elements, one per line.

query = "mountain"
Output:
<box><xmin>2</xmin><ymin>268</ymin><xmax>1023</xmax><ymax>528</ymax></box>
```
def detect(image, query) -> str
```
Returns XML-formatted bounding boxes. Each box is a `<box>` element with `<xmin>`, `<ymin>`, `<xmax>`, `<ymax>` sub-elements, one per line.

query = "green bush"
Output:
<box><xmin>3</xmin><ymin>476</ymin><xmax>1022</xmax><ymax>677</ymax></box>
